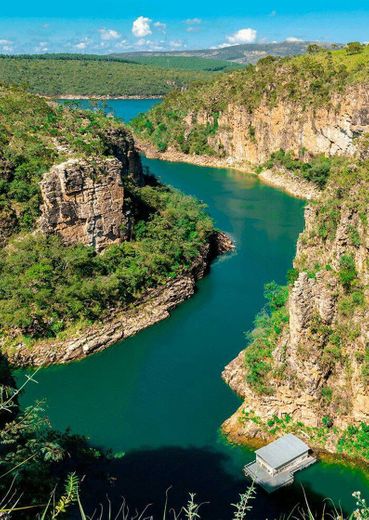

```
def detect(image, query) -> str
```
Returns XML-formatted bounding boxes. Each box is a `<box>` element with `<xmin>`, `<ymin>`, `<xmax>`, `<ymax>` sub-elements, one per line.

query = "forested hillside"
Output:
<box><xmin>0</xmin><ymin>55</ymin><xmax>230</xmax><ymax>97</ymax></box>
<box><xmin>132</xmin><ymin>44</ymin><xmax>369</xmax><ymax>155</ymax></box>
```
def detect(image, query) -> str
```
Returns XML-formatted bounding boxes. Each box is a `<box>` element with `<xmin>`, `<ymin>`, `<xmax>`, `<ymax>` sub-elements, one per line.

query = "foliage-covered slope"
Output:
<box><xmin>223</xmin><ymin>156</ymin><xmax>369</xmax><ymax>460</ymax></box>
<box><xmin>0</xmin><ymin>55</ymin><xmax>222</xmax><ymax>97</ymax></box>
<box><xmin>0</xmin><ymin>84</ymin><xmax>214</xmax><ymax>354</ymax></box>
<box><xmin>109</xmin><ymin>55</ymin><xmax>242</xmax><ymax>72</ymax></box>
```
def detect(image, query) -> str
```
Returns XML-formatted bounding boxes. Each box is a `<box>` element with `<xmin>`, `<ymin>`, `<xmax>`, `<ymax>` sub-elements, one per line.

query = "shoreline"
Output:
<box><xmin>222</xmin><ymin>427</ymin><xmax>369</xmax><ymax>475</ymax></box>
<box><xmin>5</xmin><ymin>231</ymin><xmax>234</xmax><ymax>367</ymax></box>
<box><xmin>221</xmin><ymin>414</ymin><xmax>369</xmax><ymax>474</ymax></box>
<box><xmin>137</xmin><ymin>140</ymin><xmax>319</xmax><ymax>201</ymax></box>
<box><xmin>46</xmin><ymin>95</ymin><xmax>164</xmax><ymax>100</ymax></box>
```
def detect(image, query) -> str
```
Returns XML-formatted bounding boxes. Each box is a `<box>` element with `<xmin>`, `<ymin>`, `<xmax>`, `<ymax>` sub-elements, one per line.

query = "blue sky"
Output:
<box><xmin>0</xmin><ymin>1</ymin><xmax>369</xmax><ymax>54</ymax></box>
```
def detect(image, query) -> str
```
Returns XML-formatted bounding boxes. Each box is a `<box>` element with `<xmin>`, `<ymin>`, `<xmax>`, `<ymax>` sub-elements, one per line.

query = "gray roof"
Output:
<box><xmin>256</xmin><ymin>434</ymin><xmax>309</xmax><ymax>469</ymax></box>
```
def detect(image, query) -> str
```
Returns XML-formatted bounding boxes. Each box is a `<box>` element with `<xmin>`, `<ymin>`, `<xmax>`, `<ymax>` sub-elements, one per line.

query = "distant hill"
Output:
<box><xmin>108</xmin><ymin>55</ymin><xmax>242</xmax><ymax>72</ymax></box>
<box><xmin>113</xmin><ymin>41</ymin><xmax>342</xmax><ymax>65</ymax></box>
<box><xmin>0</xmin><ymin>54</ymin><xmax>229</xmax><ymax>97</ymax></box>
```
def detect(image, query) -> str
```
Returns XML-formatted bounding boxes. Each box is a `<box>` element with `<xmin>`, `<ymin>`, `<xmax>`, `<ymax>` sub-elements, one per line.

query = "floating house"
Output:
<box><xmin>244</xmin><ymin>433</ymin><xmax>316</xmax><ymax>493</ymax></box>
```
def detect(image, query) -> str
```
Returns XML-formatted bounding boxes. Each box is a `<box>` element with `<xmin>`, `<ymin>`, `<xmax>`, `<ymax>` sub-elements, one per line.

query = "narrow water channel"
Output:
<box><xmin>17</xmin><ymin>100</ymin><xmax>369</xmax><ymax>519</ymax></box>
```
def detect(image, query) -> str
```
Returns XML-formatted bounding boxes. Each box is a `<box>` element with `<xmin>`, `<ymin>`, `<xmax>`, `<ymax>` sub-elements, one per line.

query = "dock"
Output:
<box><xmin>244</xmin><ymin>433</ymin><xmax>316</xmax><ymax>493</ymax></box>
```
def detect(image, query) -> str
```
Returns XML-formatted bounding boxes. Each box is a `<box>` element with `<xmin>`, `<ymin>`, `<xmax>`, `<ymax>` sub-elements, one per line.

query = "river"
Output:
<box><xmin>18</xmin><ymin>99</ymin><xmax>369</xmax><ymax>519</ymax></box>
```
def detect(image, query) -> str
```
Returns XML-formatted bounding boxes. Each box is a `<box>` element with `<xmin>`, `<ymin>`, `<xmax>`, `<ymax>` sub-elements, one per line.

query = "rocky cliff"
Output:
<box><xmin>133</xmin><ymin>50</ymin><xmax>369</xmax><ymax>170</ymax></box>
<box><xmin>39</xmin><ymin>127</ymin><xmax>143</xmax><ymax>252</ymax></box>
<box><xmin>222</xmin><ymin>168</ymin><xmax>369</xmax><ymax>459</ymax></box>
<box><xmin>133</xmin><ymin>51</ymin><xmax>369</xmax><ymax>460</ymax></box>
<box><xmin>193</xmin><ymin>85</ymin><xmax>369</xmax><ymax>165</ymax></box>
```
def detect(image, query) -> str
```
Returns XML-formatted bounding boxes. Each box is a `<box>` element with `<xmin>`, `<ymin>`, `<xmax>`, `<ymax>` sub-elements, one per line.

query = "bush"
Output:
<box><xmin>244</xmin><ymin>282</ymin><xmax>289</xmax><ymax>394</ymax></box>
<box><xmin>338</xmin><ymin>254</ymin><xmax>357</xmax><ymax>290</ymax></box>
<box><xmin>346</xmin><ymin>42</ymin><xmax>365</xmax><ymax>55</ymax></box>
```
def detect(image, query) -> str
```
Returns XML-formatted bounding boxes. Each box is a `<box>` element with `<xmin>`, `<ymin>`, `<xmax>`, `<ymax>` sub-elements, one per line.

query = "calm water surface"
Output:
<box><xmin>18</xmin><ymin>99</ymin><xmax>369</xmax><ymax>518</ymax></box>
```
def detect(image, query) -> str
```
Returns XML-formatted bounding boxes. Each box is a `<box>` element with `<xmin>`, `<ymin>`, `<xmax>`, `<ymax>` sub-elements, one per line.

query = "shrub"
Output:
<box><xmin>346</xmin><ymin>42</ymin><xmax>365</xmax><ymax>55</ymax></box>
<box><xmin>244</xmin><ymin>282</ymin><xmax>289</xmax><ymax>394</ymax></box>
<box><xmin>338</xmin><ymin>254</ymin><xmax>357</xmax><ymax>290</ymax></box>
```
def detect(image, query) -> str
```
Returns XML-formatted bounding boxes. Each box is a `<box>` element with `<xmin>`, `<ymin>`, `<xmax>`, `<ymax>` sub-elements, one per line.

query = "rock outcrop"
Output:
<box><xmin>39</xmin><ymin>127</ymin><xmax>144</xmax><ymax>252</ymax></box>
<box><xmin>39</xmin><ymin>158</ymin><xmax>128</xmax><ymax>252</ymax></box>
<box><xmin>191</xmin><ymin>85</ymin><xmax>369</xmax><ymax>165</ymax></box>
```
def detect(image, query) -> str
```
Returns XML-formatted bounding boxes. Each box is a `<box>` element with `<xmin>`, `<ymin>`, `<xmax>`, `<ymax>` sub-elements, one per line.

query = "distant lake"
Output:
<box><xmin>57</xmin><ymin>97</ymin><xmax>161</xmax><ymax>122</ymax></box>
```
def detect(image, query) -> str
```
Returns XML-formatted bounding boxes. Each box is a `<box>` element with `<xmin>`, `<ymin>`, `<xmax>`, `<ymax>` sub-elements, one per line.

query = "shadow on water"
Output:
<box><xmin>76</xmin><ymin>446</ymin><xmax>340</xmax><ymax>520</ymax></box>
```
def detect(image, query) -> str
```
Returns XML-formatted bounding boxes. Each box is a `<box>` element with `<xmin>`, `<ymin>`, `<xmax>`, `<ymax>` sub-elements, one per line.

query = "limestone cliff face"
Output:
<box><xmin>39</xmin><ymin>128</ymin><xmax>143</xmax><ymax>252</ymax></box>
<box><xmin>189</xmin><ymin>85</ymin><xmax>369</xmax><ymax>164</ymax></box>
<box><xmin>222</xmin><ymin>186</ymin><xmax>369</xmax><ymax>451</ymax></box>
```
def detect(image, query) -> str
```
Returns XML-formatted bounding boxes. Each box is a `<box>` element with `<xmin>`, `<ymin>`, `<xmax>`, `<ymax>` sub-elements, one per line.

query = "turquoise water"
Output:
<box><xmin>57</xmin><ymin>98</ymin><xmax>161</xmax><ymax>123</ymax></box>
<box><xmin>18</xmin><ymin>100</ymin><xmax>369</xmax><ymax>518</ymax></box>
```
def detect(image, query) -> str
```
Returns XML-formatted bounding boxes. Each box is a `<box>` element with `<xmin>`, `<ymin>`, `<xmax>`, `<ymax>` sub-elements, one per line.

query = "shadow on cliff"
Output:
<box><xmin>71</xmin><ymin>445</ymin><xmax>341</xmax><ymax>520</ymax></box>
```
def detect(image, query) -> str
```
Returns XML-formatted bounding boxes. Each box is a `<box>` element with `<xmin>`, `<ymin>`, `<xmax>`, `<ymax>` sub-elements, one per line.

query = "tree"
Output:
<box><xmin>307</xmin><ymin>44</ymin><xmax>322</xmax><ymax>54</ymax></box>
<box><xmin>346</xmin><ymin>41</ymin><xmax>364</xmax><ymax>55</ymax></box>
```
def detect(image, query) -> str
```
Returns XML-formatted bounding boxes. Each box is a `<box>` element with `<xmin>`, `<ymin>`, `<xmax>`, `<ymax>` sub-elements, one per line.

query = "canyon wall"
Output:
<box><xmin>194</xmin><ymin>85</ymin><xmax>369</xmax><ymax>164</ymax></box>
<box><xmin>222</xmin><ymin>182</ymin><xmax>369</xmax><ymax>453</ymax></box>
<box><xmin>39</xmin><ymin>127</ymin><xmax>143</xmax><ymax>252</ymax></box>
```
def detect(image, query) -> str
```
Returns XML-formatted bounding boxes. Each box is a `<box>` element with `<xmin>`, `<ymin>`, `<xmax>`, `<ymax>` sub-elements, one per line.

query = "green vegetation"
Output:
<box><xmin>263</xmin><ymin>149</ymin><xmax>332</xmax><ymax>188</ymax></box>
<box><xmin>240</xmin><ymin>409</ymin><xmax>369</xmax><ymax>465</ymax></box>
<box><xmin>0</xmin><ymin>184</ymin><xmax>213</xmax><ymax>342</ymax></box>
<box><xmin>338</xmin><ymin>423</ymin><xmax>369</xmax><ymax>461</ymax></box>
<box><xmin>244</xmin><ymin>282</ymin><xmax>289</xmax><ymax>394</ymax></box>
<box><xmin>0</xmin><ymin>83</ymin><xmax>214</xmax><ymax>351</ymax></box>
<box><xmin>0</xmin><ymin>83</ymin><xmax>127</xmax><ymax>231</ymax></box>
<box><xmin>132</xmin><ymin>45</ymin><xmax>369</xmax><ymax>156</ymax></box>
<box><xmin>338</xmin><ymin>254</ymin><xmax>358</xmax><ymax>290</ymax></box>
<box><xmin>240</xmin><ymin>157</ymin><xmax>369</xmax><ymax>463</ymax></box>
<box><xmin>0</xmin><ymin>55</ymin><xmax>231</xmax><ymax>97</ymax></box>
<box><xmin>110</xmin><ymin>54</ymin><xmax>242</xmax><ymax>72</ymax></box>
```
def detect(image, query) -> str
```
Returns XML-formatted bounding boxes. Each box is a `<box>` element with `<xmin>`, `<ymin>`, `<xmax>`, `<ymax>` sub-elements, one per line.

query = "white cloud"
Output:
<box><xmin>185</xmin><ymin>18</ymin><xmax>202</xmax><ymax>25</ymax></box>
<box><xmin>136</xmin><ymin>38</ymin><xmax>149</xmax><ymax>46</ymax></box>
<box><xmin>226</xmin><ymin>28</ymin><xmax>257</xmax><ymax>45</ymax></box>
<box><xmin>75</xmin><ymin>42</ymin><xmax>87</xmax><ymax>50</ymax></box>
<box><xmin>35</xmin><ymin>41</ymin><xmax>49</xmax><ymax>52</ymax></box>
<box><xmin>74</xmin><ymin>38</ymin><xmax>91</xmax><ymax>50</ymax></box>
<box><xmin>269</xmin><ymin>10</ymin><xmax>277</xmax><ymax>17</ymax></box>
<box><xmin>99</xmin><ymin>28</ymin><xmax>120</xmax><ymax>41</ymax></box>
<box><xmin>285</xmin><ymin>37</ymin><xmax>304</xmax><ymax>42</ymax></box>
<box><xmin>169</xmin><ymin>39</ymin><xmax>184</xmax><ymax>49</ymax></box>
<box><xmin>186</xmin><ymin>26</ymin><xmax>200</xmax><ymax>33</ymax></box>
<box><xmin>132</xmin><ymin>16</ymin><xmax>152</xmax><ymax>38</ymax></box>
<box><xmin>153</xmin><ymin>21</ymin><xmax>166</xmax><ymax>32</ymax></box>
<box><xmin>115</xmin><ymin>40</ymin><xmax>129</xmax><ymax>49</ymax></box>
<box><xmin>0</xmin><ymin>39</ymin><xmax>13</xmax><ymax>53</ymax></box>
